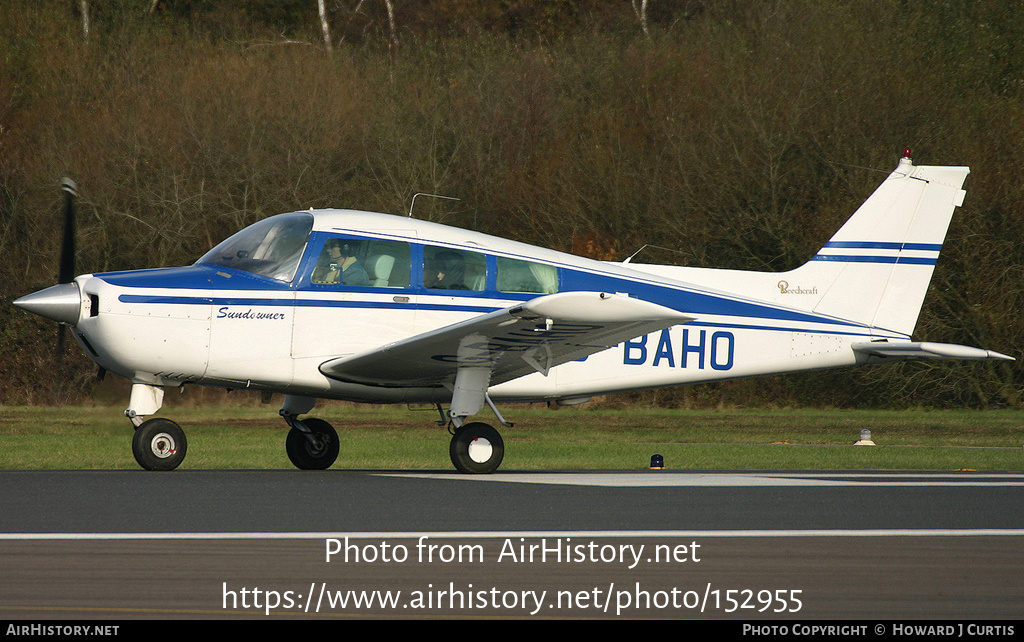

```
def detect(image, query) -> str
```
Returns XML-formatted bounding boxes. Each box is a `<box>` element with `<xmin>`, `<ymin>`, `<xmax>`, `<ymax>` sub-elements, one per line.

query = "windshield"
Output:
<box><xmin>197</xmin><ymin>213</ymin><xmax>313</xmax><ymax>282</ymax></box>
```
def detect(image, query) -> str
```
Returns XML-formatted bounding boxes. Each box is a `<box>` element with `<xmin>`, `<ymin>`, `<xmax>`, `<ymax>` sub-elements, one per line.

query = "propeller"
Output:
<box><xmin>58</xmin><ymin>178</ymin><xmax>77</xmax><ymax>284</ymax></box>
<box><xmin>56</xmin><ymin>178</ymin><xmax>78</xmax><ymax>360</ymax></box>
<box><xmin>13</xmin><ymin>178</ymin><xmax>101</xmax><ymax>385</ymax></box>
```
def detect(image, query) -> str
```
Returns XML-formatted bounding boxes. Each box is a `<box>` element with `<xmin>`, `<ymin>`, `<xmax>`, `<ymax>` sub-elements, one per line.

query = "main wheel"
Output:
<box><xmin>286</xmin><ymin>418</ymin><xmax>339</xmax><ymax>470</ymax></box>
<box><xmin>132</xmin><ymin>418</ymin><xmax>187</xmax><ymax>471</ymax></box>
<box><xmin>449</xmin><ymin>422</ymin><xmax>504</xmax><ymax>474</ymax></box>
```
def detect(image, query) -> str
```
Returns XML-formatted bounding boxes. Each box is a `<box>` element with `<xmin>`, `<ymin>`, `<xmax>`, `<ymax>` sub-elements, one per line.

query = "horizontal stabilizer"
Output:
<box><xmin>320</xmin><ymin>291</ymin><xmax>693</xmax><ymax>388</ymax></box>
<box><xmin>852</xmin><ymin>341</ymin><xmax>1014</xmax><ymax>361</ymax></box>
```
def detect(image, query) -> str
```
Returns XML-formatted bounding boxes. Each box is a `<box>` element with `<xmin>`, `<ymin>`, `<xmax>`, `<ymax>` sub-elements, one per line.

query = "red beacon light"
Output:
<box><xmin>899</xmin><ymin>147</ymin><xmax>914</xmax><ymax>167</ymax></box>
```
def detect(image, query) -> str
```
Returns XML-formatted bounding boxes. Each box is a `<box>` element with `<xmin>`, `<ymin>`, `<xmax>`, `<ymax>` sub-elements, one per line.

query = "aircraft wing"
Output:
<box><xmin>320</xmin><ymin>291</ymin><xmax>693</xmax><ymax>388</ymax></box>
<box><xmin>852</xmin><ymin>341</ymin><xmax>1014</xmax><ymax>361</ymax></box>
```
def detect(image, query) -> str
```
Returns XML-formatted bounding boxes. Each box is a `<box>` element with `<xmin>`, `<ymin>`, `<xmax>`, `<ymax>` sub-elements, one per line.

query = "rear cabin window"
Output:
<box><xmin>423</xmin><ymin>246</ymin><xmax>486</xmax><ymax>291</ymax></box>
<box><xmin>310</xmin><ymin>238</ymin><xmax>411</xmax><ymax>288</ymax></box>
<box><xmin>496</xmin><ymin>256</ymin><xmax>558</xmax><ymax>294</ymax></box>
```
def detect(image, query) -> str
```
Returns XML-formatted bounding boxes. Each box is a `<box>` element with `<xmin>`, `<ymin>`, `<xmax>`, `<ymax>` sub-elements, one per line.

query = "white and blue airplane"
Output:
<box><xmin>14</xmin><ymin>151</ymin><xmax>1013</xmax><ymax>473</ymax></box>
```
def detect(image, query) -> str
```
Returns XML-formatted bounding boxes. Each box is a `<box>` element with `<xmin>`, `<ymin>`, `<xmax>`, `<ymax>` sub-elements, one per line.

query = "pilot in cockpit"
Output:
<box><xmin>312</xmin><ymin>239</ymin><xmax>370</xmax><ymax>286</ymax></box>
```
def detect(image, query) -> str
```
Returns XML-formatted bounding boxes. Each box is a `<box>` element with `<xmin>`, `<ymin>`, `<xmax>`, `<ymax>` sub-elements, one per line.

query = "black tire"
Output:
<box><xmin>132</xmin><ymin>418</ymin><xmax>187</xmax><ymax>471</ymax></box>
<box><xmin>449</xmin><ymin>422</ymin><xmax>504</xmax><ymax>474</ymax></box>
<box><xmin>286</xmin><ymin>418</ymin><xmax>339</xmax><ymax>470</ymax></box>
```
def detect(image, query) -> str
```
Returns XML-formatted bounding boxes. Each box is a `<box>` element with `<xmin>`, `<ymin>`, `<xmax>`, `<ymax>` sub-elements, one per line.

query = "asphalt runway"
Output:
<box><xmin>1</xmin><ymin>469</ymin><xmax>1022</xmax><ymax>619</ymax></box>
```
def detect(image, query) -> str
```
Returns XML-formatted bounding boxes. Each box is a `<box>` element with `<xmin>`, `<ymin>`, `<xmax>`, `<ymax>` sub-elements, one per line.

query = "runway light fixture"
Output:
<box><xmin>650</xmin><ymin>454</ymin><xmax>664</xmax><ymax>469</ymax></box>
<box><xmin>855</xmin><ymin>429</ymin><xmax>875</xmax><ymax>446</ymax></box>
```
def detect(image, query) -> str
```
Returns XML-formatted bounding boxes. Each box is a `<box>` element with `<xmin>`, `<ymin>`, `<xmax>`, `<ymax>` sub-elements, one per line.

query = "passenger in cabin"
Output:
<box><xmin>426</xmin><ymin>251</ymin><xmax>468</xmax><ymax>290</ymax></box>
<box><xmin>312</xmin><ymin>239</ymin><xmax>370</xmax><ymax>286</ymax></box>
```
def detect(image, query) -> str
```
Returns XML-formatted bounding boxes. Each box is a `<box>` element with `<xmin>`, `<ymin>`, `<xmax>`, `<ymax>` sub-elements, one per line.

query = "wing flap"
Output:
<box><xmin>320</xmin><ymin>292</ymin><xmax>693</xmax><ymax>387</ymax></box>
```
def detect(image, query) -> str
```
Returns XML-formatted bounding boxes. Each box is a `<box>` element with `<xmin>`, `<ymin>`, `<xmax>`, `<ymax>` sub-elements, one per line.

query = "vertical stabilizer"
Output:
<box><xmin>789</xmin><ymin>155</ymin><xmax>969</xmax><ymax>336</ymax></box>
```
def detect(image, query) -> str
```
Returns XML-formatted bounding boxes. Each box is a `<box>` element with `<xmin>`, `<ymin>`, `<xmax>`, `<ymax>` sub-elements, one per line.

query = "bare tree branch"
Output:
<box><xmin>631</xmin><ymin>0</ymin><xmax>651</xmax><ymax>40</ymax></box>
<box><xmin>383</xmin><ymin>0</ymin><xmax>398</xmax><ymax>51</ymax></box>
<box><xmin>79</xmin><ymin>0</ymin><xmax>90</xmax><ymax>41</ymax></box>
<box><xmin>317</xmin><ymin>0</ymin><xmax>333</xmax><ymax>52</ymax></box>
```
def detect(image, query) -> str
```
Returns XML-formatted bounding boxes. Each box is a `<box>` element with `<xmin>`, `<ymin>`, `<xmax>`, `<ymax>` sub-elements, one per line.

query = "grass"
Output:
<box><xmin>0</xmin><ymin>403</ymin><xmax>1021</xmax><ymax>471</ymax></box>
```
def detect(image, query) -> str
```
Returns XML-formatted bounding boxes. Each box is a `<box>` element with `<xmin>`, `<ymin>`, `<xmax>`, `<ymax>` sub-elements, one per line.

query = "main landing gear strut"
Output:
<box><xmin>280</xmin><ymin>396</ymin><xmax>340</xmax><ymax>470</ymax></box>
<box><xmin>441</xmin><ymin>369</ymin><xmax>512</xmax><ymax>474</ymax></box>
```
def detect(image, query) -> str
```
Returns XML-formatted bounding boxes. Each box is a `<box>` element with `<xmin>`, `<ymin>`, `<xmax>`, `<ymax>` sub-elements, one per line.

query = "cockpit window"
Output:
<box><xmin>197</xmin><ymin>213</ymin><xmax>313</xmax><ymax>282</ymax></box>
<box><xmin>311</xmin><ymin>237</ymin><xmax>411</xmax><ymax>288</ymax></box>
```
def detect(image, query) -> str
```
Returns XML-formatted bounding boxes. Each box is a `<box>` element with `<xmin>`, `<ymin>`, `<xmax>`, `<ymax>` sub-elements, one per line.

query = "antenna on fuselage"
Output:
<box><xmin>622</xmin><ymin>244</ymin><xmax>650</xmax><ymax>264</ymax></box>
<box><xmin>622</xmin><ymin>244</ymin><xmax>693</xmax><ymax>265</ymax></box>
<box><xmin>408</xmin><ymin>193</ymin><xmax>460</xmax><ymax>218</ymax></box>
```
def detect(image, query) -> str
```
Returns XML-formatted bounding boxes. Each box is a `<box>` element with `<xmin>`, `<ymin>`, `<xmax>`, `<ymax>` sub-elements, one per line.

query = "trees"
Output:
<box><xmin>1</xmin><ymin>0</ymin><xmax>1020</xmax><ymax>407</ymax></box>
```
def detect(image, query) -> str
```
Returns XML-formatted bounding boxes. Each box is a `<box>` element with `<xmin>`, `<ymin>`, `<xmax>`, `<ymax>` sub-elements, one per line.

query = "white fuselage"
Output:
<box><xmin>69</xmin><ymin>209</ymin><xmax>893</xmax><ymax>406</ymax></box>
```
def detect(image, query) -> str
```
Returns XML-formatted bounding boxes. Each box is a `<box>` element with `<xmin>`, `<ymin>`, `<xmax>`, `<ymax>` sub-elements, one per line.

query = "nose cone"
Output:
<box><xmin>13</xmin><ymin>282</ymin><xmax>83</xmax><ymax>325</ymax></box>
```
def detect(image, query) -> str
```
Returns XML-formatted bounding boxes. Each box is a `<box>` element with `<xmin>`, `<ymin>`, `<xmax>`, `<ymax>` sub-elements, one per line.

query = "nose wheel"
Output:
<box><xmin>449</xmin><ymin>422</ymin><xmax>504</xmax><ymax>474</ymax></box>
<box><xmin>132</xmin><ymin>418</ymin><xmax>187</xmax><ymax>471</ymax></box>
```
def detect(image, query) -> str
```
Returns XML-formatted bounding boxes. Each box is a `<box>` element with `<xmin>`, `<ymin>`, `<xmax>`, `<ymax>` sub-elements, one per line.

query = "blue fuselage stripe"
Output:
<box><xmin>117</xmin><ymin>294</ymin><xmax>502</xmax><ymax>315</ymax></box>
<box><xmin>114</xmin><ymin>295</ymin><xmax>893</xmax><ymax>338</ymax></box>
